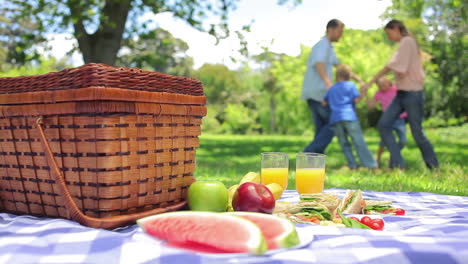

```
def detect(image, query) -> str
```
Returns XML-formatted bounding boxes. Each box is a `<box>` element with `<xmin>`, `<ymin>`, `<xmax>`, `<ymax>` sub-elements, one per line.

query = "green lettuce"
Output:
<box><xmin>297</xmin><ymin>208</ymin><xmax>332</xmax><ymax>220</ymax></box>
<box><xmin>337</xmin><ymin>209</ymin><xmax>371</xmax><ymax>229</ymax></box>
<box><xmin>343</xmin><ymin>192</ymin><xmax>357</xmax><ymax>211</ymax></box>
<box><xmin>364</xmin><ymin>205</ymin><xmax>393</xmax><ymax>211</ymax></box>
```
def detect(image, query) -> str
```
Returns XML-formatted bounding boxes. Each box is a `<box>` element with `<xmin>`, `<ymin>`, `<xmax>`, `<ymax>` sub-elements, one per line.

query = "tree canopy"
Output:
<box><xmin>0</xmin><ymin>0</ymin><xmax>464</xmax><ymax>134</ymax></box>
<box><xmin>1</xmin><ymin>0</ymin><xmax>302</xmax><ymax>66</ymax></box>
<box><xmin>116</xmin><ymin>27</ymin><xmax>194</xmax><ymax>76</ymax></box>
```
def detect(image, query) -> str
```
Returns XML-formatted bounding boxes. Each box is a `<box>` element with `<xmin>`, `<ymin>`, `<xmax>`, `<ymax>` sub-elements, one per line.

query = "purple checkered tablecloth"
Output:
<box><xmin>1</xmin><ymin>189</ymin><xmax>468</xmax><ymax>264</ymax></box>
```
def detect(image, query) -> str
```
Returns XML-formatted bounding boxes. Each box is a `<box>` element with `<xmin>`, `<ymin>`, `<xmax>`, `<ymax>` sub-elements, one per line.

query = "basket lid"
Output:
<box><xmin>0</xmin><ymin>63</ymin><xmax>204</xmax><ymax>96</ymax></box>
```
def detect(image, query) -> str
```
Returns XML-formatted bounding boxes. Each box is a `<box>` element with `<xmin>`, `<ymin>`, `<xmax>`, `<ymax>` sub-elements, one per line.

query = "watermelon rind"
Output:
<box><xmin>226</xmin><ymin>212</ymin><xmax>300</xmax><ymax>249</ymax></box>
<box><xmin>137</xmin><ymin>211</ymin><xmax>267</xmax><ymax>255</ymax></box>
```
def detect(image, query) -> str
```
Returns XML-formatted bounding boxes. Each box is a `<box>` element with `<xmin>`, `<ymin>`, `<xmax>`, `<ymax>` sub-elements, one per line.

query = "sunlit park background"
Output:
<box><xmin>1</xmin><ymin>0</ymin><xmax>466</xmax><ymax>196</ymax></box>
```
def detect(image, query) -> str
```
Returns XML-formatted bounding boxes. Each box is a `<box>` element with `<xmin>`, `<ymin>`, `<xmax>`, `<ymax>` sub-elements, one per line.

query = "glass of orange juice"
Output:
<box><xmin>261</xmin><ymin>152</ymin><xmax>289</xmax><ymax>190</ymax></box>
<box><xmin>295</xmin><ymin>153</ymin><xmax>326</xmax><ymax>194</ymax></box>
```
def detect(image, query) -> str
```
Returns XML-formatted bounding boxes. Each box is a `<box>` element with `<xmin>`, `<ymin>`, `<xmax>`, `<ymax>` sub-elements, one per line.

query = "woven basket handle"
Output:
<box><xmin>36</xmin><ymin>118</ymin><xmax>186</xmax><ymax>229</ymax></box>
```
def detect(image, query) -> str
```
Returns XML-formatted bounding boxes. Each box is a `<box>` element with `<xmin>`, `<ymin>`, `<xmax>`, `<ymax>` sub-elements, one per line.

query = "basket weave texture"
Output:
<box><xmin>0</xmin><ymin>63</ymin><xmax>206</xmax><ymax>227</ymax></box>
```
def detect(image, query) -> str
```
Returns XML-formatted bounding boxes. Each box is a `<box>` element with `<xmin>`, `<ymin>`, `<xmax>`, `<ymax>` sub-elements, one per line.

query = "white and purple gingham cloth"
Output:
<box><xmin>1</xmin><ymin>189</ymin><xmax>468</xmax><ymax>264</ymax></box>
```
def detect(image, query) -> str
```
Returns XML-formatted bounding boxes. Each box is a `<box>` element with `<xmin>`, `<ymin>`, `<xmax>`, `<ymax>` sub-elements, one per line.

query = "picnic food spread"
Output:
<box><xmin>137</xmin><ymin>170</ymin><xmax>407</xmax><ymax>254</ymax></box>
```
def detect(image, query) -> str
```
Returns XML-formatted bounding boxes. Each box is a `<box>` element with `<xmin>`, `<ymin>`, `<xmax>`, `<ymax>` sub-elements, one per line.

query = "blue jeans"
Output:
<box><xmin>304</xmin><ymin>99</ymin><xmax>334</xmax><ymax>154</ymax></box>
<box><xmin>333</xmin><ymin>121</ymin><xmax>377</xmax><ymax>169</ymax></box>
<box><xmin>377</xmin><ymin>90</ymin><xmax>439</xmax><ymax>169</ymax></box>
<box><xmin>379</xmin><ymin>118</ymin><xmax>407</xmax><ymax>149</ymax></box>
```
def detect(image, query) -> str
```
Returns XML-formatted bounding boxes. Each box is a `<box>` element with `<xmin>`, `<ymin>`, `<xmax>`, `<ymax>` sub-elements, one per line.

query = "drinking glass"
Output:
<box><xmin>261</xmin><ymin>152</ymin><xmax>289</xmax><ymax>190</ymax></box>
<box><xmin>295</xmin><ymin>153</ymin><xmax>326</xmax><ymax>194</ymax></box>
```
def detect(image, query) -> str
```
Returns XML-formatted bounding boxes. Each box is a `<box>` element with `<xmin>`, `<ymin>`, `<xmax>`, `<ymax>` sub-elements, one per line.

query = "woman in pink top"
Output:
<box><xmin>363</xmin><ymin>20</ymin><xmax>439</xmax><ymax>169</ymax></box>
<box><xmin>367</xmin><ymin>78</ymin><xmax>407</xmax><ymax>167</ymax></box>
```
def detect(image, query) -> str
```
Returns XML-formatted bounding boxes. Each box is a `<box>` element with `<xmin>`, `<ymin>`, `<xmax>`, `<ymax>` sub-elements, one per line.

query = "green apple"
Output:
<box><xmin>187</xmin><ymin>181</ymin><xmax>229</xmax><ymax>212</ymax></box>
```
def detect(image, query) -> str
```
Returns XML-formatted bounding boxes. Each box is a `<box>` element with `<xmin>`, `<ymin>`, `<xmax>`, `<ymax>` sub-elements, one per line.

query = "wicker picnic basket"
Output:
<box><xmin>0</xmin><ymin>63</ymin><xmax>206</xmax><ymax>229</ymax></box>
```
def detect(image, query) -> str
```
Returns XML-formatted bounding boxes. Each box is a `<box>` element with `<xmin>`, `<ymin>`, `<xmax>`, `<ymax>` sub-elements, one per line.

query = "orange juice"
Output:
<box><xmin>261</xmin><ymin>168</ymin><xmax>288</xmax><ymax>190</ymax></box>
<box><xmin>295</xmin><ymin>168</ymin><xmax>325</xmax><ymax>194</ymax></box>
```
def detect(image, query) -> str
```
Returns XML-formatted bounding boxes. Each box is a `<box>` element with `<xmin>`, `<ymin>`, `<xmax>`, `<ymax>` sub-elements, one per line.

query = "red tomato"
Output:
<box><xmin>395</xmin><ymin>208</ymin><xmax>406</xmax><ymax>215</ymax></box>
<box><xmin>360</xmin><ymin>216</ymin><xmax>372</xmax><ymax>227</ymax></box>
<box><xmin>372</xmin><ymin>218</ymin><xmax>385</xmax><ymax>228</ymax></box>
<box><xmin>349</xmin><ymin>217</ymin><xmax>360</xmax><ymax>222</ymax></box>
<box><xmin>381</xmin><ymin>208</ymin><xmax>395</xmax><ymax>214</ymax></box>
<box><xmin>369</xmin><ymin>221</ymin><xmax>384</xmax><ymax>231</ymax></box>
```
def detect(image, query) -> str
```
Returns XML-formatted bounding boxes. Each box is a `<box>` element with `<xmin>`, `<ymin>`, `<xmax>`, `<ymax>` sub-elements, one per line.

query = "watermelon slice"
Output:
<box><xmin>226</xmin><ymin>212</ymin><xmax>299</xmax><ymax>250</ymax></box>
<box><xmin>137</xmin><ymin>211</ymin><xmax>267</xmax><ymax>255</ymax></box>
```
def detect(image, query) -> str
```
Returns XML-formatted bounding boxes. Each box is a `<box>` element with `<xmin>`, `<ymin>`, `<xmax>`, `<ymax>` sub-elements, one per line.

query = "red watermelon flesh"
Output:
<box><xmin>167</xmin><ymin>241</ymin><xmax>232</xmax><ymax>254</ymax></box>
<box><xmin>227</xmin><ymin>212</ymin><xmax>300</xmax><ymax>250</ymax></box>
<box><xmin>137</xmin><ymin>211</ymin><xmax>267</xmax><ymax>254</ymax></box>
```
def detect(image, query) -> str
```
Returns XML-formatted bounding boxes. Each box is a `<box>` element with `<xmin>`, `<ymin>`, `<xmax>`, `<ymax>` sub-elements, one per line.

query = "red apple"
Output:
<box><xmin>232</xmin><ymin>182</ymin><xmax>276</xmax><ymax>214</ymax></box>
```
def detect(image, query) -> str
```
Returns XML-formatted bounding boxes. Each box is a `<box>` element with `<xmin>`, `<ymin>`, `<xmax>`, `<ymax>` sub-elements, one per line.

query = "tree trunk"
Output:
<box><xmin>269</xmin><ymin>95</ymin><xmax>277</xmax><ymax>133</ymax></box>
<box><xmin>68</xmin><ymin>0</ymin><xmax>132</xmax><ymax>65</ymax></box>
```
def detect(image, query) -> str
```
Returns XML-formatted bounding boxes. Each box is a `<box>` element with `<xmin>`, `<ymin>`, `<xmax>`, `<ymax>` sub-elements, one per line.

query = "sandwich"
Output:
<box><xmin>299</xmin><ymin>193</ymin><xmax>341</xmax><ymax>212</ymax></box>
<box><xmin>277</xmin><ymin>202</ymin><xmax>332</xmax><ymax>224</ymax></box>
<box><xmin>300</xmin><ymin>193</ymin><xmax>339</xmax><ymax>202</ymax></box>
<box><xmin>273</xmin><ymin>202</ymin><xmax>295</xmax><ymax>214</ymax></box>
<box><xmin>363</xmin><ymin>200</ymin><xmax>405</xmax><ymax>215</ymax></box>
<box><xmin>336</xmin><ymin>189</ymin><xmax>365</xmax><ymax>214</ymax></box>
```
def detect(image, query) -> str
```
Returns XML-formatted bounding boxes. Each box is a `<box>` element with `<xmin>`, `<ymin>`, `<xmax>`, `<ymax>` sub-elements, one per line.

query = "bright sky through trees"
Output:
<box><xmin>47</xmin><ymin>0</ymin><xmax>391</xmax><ymax>69</ymax></box>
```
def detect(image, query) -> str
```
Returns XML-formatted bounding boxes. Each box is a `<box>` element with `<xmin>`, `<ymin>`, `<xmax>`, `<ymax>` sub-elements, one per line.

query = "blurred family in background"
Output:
<box><xmin>302</xmin><ymin>19</ymin><xmax>439</xmax><ymax>170</ymax></box>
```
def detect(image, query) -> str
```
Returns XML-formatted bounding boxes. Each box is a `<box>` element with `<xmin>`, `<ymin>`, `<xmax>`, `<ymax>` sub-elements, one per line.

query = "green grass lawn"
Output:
<box><xmin>194</xmin><ymin>124</ymin><xmax>468</xmax><ymax>196</ymax></box>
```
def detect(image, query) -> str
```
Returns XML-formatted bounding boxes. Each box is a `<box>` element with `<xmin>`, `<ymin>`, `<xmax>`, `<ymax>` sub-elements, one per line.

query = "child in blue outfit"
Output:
<box><xmin>323</xmin><ymin>65</ymin><xmax>377</xmax><ymax>169</ymax></box>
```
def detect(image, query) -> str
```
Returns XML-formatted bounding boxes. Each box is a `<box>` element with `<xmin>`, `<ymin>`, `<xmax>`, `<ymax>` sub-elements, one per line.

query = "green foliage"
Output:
<box><xmin>0</xmin><ymin>57</ymin><xmax>70</xmax><ymax>77</ymax></box>
<box><xmin>0</xmin><ymin>6</ymin><xmax>46</xmax><ymax>65</ymax></box>
<box><xmin>334</xmin><ymin>29</ymin><xmax>396</xmax><ymax>128</ymax></box>
<box><xmin>201</xmin><ymin>110</ymin><xmax>223</xmax><ymax>135</ymax></box>
<box><xmin>221</xmin><ymin>104</ymin><xmax>260</xmax><ymax>134</ymax></box>
<box><xmin>194</xmin><ymin>64</ymin><xmax>244</xmax><ymax>104</ymax></box>
<box><xmin>263</xmin><ymin>29</ymin><xmax>395</xmax><ymax>134</ymax></box>
<box><xmin>335</xmin><ymin>29</ymin><xmax>395</xmax><ymax>82</ymax></box>
<box><xmin>0</xmin><ymin>0</ymin><xmax>300</xmax><ymax>65</ymax></box>
<box><xmin>252</xmin><ymin>49</ymin><xmax>290</xmax><ymax>133</ymax></box>
<box><xmin>194</xmin><ymin>63</ymin><xmax>265</xmax><ymax>134</ymax></box>
<box><xmin>199</xmin><ymin>26</ymin><xmax>458</xmax><ymax>135</ymax></box>
<box><xmin>116</xmin><ymin>28</ymin><xmax>194</xmax><ymax>76</ymax></box>
<box><xmin>195</xmin><ymin>125</ymin><xmax>468</xmax><ymax>196</ymax></box>
<box><xmin>424</xmin><ymin>116</ymin><xmax>466</xmax><ymax>128</ymax></box>
<box><xmin>268</xmin><ymin>46</ymin><xmax>309</xmax><ymax>135</ymax></box>
<box><xmin>2</xmin><ymin>0</ymin><xmax>464</xmax><ymax>134</ymax></box>
<box><xmin>0</xmin><ymin>0</ymin><xmax>243</xmax><ymax>65</ymax></box>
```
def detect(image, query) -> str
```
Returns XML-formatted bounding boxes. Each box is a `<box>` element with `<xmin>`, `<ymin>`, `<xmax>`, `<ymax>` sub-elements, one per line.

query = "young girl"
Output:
<box><xmin>367</xmin><ymin>78</ymin><xmax>407</xmax><ymax>167</ymax></box>
<box><xmin>363</xmin><ymin>20</ymin><xmax>439</xmax><ymax>169</ymax></box>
